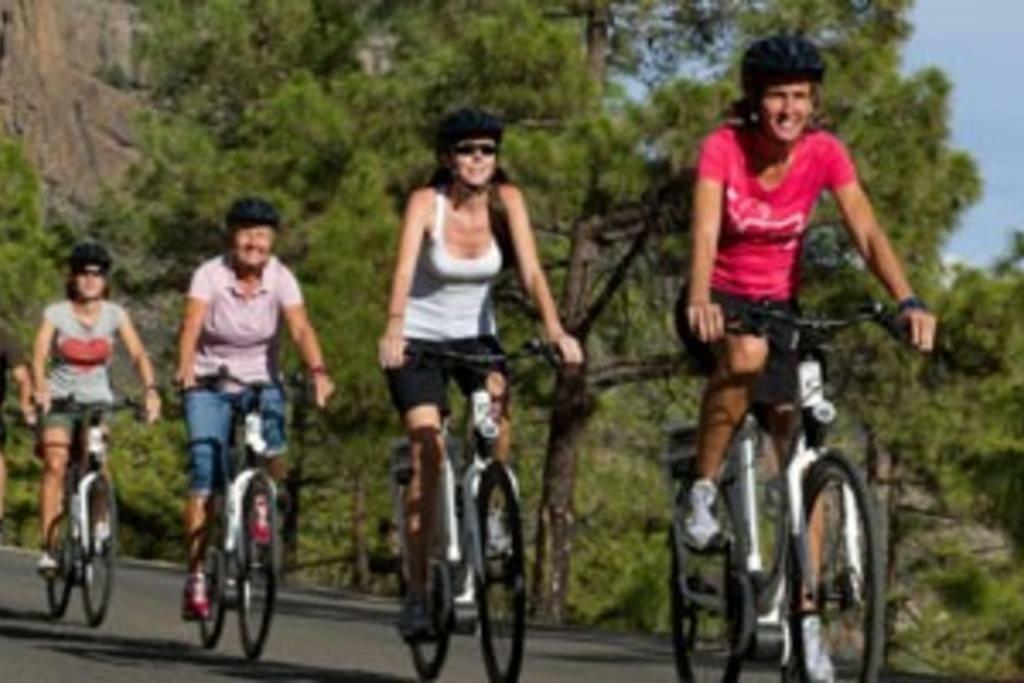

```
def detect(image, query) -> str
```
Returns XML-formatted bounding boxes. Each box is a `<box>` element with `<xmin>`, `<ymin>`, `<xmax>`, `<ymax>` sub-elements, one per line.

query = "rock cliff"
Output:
<box><xmin>0</xmin><ymin>0</ymin><xmax>141</xmax><ymax>208</ymax></box>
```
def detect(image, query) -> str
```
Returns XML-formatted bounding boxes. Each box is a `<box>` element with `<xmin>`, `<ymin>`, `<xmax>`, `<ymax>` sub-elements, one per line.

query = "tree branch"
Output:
<box><xmin>578</xmin><ymin>217</ymin><xmax>653</xmax><ymax>336</ymax></box>
<box><xmin>588</xmin><ymin>352</ymin><xmax>687</xmax><ymax>390</ymax></box>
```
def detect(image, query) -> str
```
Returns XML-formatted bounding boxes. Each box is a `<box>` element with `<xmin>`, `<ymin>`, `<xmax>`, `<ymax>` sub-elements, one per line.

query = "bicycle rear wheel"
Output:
<box><xmin>237</xmin><ymin>475</ymin><xmax>278</xmax><ymax>660</ymax></box>
<box><xmin>409</xmin><ymin>559</ymin><xmax>453</xmax><ymax>681</ymax></box>
<box><xmin>475</xmin><ymin>462</ymin><xmax>525</xmax><ymax>683</ymax></box>
<box><xmin>45</xmin><ymin>509</ymin><xmax>75</xmax><ymax>620</ymax></box>
<box><xmin>82</xmin><ymin>475</ymin><xmax>118</xmax><ymax>627</ymax></box>
<box><xmin>794</xmin><ymin>451</ymin><xmax>884</xmax><ymax>682</ymax></box>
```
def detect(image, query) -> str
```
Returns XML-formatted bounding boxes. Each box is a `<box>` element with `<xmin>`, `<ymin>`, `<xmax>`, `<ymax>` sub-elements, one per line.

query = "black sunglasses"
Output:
<box><xmin>453</xmin><ymin>142</ymin><xmax>498</xmax><ymax>157</ymax></box>
<box><xmin>73</xmin><ymin>266</ymin><xmax>108</xmax><ymax>277</ymax></box>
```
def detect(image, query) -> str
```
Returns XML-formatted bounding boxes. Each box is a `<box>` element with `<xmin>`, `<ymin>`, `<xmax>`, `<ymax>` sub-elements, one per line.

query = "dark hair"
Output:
<box><xmin>225</xmin><ymin>196</ymin><xmax>280</xmax><ymax>230</ymax></box>
<box><xmin>427</xmin><ymin>166</ymin><xmax>516</xmax><ymax>270</ymax></box>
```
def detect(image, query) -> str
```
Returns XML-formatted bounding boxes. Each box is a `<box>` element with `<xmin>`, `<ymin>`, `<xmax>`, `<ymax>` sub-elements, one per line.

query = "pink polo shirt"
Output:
<box><xmin>188</xmin><ymin>255</ymin><xmax>303</xmax><ymax>383</ymax></box>
<box><xmin>698</xmin><ymin>125</ymin><xmax>857</xmax><ymax>300</ymax></box>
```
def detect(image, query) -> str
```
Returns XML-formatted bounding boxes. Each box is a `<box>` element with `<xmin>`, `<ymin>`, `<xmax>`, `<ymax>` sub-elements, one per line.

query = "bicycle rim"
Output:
<box><xmin>46</xmin><ymin>512</ymin><xmax>75</xmax><ymax>620</ymax></box>
<box><xmin>82</xmin><ymin>476</ymin><xmax>117</xmax><ymax>627</ymax></box>
<box><xmin>199</xmin><ymin>546</ymin><xmax>228</xmax><ymax>649</ymax></box>
<box><xmin>237</xmin><ymin>477</ymin><xmax>278</xmax><ymax>660</ymax></box>
<box><xmin>475</xmin><ymin>463</ymin><xmax>525</xmax><ymax>683</ymax></box>
<box><xmin>799</xmin><ymin>452</ymin><xmax>884</xmax><ymax>682</ymax></box>
<box><xmin>410</xmin><ymin>561</ymin><xmax>452</xmax><ymax>681</ymax></box>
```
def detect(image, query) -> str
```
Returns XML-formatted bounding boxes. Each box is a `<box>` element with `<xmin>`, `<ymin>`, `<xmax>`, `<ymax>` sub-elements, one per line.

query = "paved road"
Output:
<box><xmin>0</xmin><ymin>548</ymin><xmax>951</xmax><ymax>682</ymax></box>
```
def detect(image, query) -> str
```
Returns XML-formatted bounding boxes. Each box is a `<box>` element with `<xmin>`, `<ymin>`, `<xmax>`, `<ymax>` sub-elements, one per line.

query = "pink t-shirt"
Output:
<box><xmin>188</xmin><ymin>255</ymin><xmax>303</xmax><ymax>383</ymax></box>
<box><xmin>697</xmin><ymin>125</ymin><xmax>857</xmax><ymax>300</ymax></box>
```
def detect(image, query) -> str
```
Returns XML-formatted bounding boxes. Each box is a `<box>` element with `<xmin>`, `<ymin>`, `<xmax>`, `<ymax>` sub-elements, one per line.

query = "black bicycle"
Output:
<box><xmin>390</xmin><ymin>339</ymin><xmax>556</xmax><ymax>682</ymax></box>
<box><xmin>666</xmin><ymin>303</ymin><xmax>897</xmax><ymax>682</ymax></box>
<box><xmin>42</xmin><ymin>397</ymin><xmax>141</xmax><ymax>627</ymax></box>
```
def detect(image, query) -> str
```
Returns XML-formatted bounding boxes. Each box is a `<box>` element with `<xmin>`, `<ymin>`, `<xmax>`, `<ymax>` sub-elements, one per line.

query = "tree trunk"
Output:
<box><xmin>585</xmin><ymin>4</ymin><xmax>609</xmax><ymax>97</ymax></box>
<box><xmin>531</xmin><ymin>367</ymin><xmax>589</xmax><ymax>622</ymax></box>
<box><xmin>351</xmin><ymin>471</ymin><xmax>371</xmax><ymax>590</ymax></box>
<box><xmin>283</xmin><ymin>458</ymin><xmax>302</xmax><ymax>572</ymax></box>
<box><xmin>530</xmin><ymin>216</ymin><xmax>598</xmax><ymax>622</ymax></box>
<box><xmin>866</xmin><ymin>428</ymin><xmax>900</xmax><ymax>650</ymax></box>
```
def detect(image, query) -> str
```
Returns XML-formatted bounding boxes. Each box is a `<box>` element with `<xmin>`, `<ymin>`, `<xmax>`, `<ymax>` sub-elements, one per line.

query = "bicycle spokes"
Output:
<box><xmin>802</xmin><ymin>455</ymin><xmax>883</xmax><ymax>679</ymax></box>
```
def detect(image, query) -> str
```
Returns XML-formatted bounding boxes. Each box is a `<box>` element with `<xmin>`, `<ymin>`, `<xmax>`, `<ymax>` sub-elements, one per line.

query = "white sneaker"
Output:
<box><xmin>37</xmin><ymin>551</ymin><xmax>58</xmax><ymax>575</ymax></box>
<box><xmin>684</xmin><ymin>479</ymin><xmax>720</xmax><ymax>549</ymax></box>
<box><xmin>93</xmin><ymin>520</ymin><xmax>111</xmax><ymax>554</ymax></box>
<box><xmin>801</xmin><ymin>614</ymin><xmax>836</xmax><ymax>683</ymax></box>
<box><xmin>486</xmin><ymin>510</ymin><xmax>512</xmax><ymax>556</ymax></box>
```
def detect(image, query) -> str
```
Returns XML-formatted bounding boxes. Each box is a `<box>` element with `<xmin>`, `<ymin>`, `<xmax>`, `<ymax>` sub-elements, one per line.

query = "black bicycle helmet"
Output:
<box><xmin>225</xmin><ymin>196</ymin><xmax>280</xmax><ymax>229</ymax></box>
<box><xmin>68</xmin><ymin>241</ymin><xmax>112</xmax><ymax>272</ymax></box>
<box><xmin>741</xmin><ymin>35</ymin><xmax>825</xmax><ymax>93</ymax></box>
<box><xmin>436</xmin><ymin>108</ymin><xmax>504</xmax><ymax>151</ymax></box>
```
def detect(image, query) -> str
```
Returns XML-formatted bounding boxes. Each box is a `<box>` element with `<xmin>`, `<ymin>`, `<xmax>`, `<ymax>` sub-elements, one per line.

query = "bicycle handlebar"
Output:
<box><xmin>729</xmin><ymin>301</ymin><xmax>906</xmax><ymax>345</ymax></box>
<box><xmin>404</xmin><ymin>338</ymin><xmax>560</xmax><ymax>367</ymax></box>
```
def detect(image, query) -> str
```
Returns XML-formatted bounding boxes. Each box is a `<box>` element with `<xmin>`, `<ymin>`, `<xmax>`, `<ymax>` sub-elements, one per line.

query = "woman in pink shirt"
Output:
<box><xmin>175</xmin><ymin>197</ymin><xmax>334</xmax><ymax>620</ymax></box>
<box><xmin>677</xmin><ymin>35</ymin><xmax>936</xmax><ymax>680</ymax></box>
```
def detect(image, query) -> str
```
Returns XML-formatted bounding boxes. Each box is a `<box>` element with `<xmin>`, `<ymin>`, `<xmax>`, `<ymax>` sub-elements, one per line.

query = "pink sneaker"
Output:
<box><xmin>182</xmin><ymin>575</ymin><xmax>210</xmax><ymax>621</ymax></box>
<box><xmin>250</xmin><ymin>494</ymin><xmax>271</xmax><ymax>545</ymax></box>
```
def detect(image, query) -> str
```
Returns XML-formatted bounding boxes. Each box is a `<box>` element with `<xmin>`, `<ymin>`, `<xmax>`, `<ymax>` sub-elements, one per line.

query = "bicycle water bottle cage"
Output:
<box><xmin>245</xmin><ymin>412</ymin><xmax>268</xmax><ymax>454</ymax></box>
<box><xmin>471</xmin><ymin>390</ymin><xmax>500</xmax><ymax>442</ymax></box>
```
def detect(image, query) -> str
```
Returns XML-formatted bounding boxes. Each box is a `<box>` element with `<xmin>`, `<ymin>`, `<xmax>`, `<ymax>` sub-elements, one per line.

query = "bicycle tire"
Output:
<box><xmin>45</xmin><ymin>509</ymin><xmax>75</xmax><ymax>620</ymax></box>
<box><xmin>199</xmin><ymin>544</ymin><xmax>228</xmax><ymax>649</ymax></box>
<box><xmin>669</xmin><ymin>525</ymin><xmax>745</xmax><ymax>683</ymax></box>
<box><xmin>791</xmin><ymin>450</ymin><xmax>884</xmax><ymax>683</ymax></box>
<box><xmin>237</xmin><ymin>474</ymin><xmax>278</xmax><ymax>660</ymax></box>
<box><xmin>81</xmin><ymin>475</ymin><xmax>118</xmax><ymax>627</ymax></box>
<box><xmin>475</xmin><ymin>462</ymin><xmax>526</xmax><ymax>683</ymax></box>
<box><xmin>409</xmin><ymin>560</ymin><xmax>453</xmax><ymax>681</ymax></box>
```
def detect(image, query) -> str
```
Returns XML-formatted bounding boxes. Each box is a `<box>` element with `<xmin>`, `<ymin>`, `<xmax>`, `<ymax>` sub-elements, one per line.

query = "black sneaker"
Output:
<box><xmin>398</xmin><ymin>595</ymin><xmax>434</xmax><ymax>641</ymax></box>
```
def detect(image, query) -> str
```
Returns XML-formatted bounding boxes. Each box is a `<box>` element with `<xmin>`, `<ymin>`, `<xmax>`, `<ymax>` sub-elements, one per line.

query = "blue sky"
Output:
<box><xmin>903</xmin><ymin>0</ymin><xmax>1022</xmax><ymax>266</ymax></box>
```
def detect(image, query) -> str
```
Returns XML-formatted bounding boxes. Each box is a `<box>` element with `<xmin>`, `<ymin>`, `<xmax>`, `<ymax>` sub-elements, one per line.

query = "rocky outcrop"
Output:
<box><xmin>0</xmin><ymin>0</ymin><xmax>141</xmax><ymax>208</ymax></box>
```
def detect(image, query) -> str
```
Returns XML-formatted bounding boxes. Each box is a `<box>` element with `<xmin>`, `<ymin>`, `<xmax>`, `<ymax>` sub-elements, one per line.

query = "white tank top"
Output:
<box><xmin>403</xmin><ymin>188</ymin><xmax>503</xmax><ymax>341</ymax></box>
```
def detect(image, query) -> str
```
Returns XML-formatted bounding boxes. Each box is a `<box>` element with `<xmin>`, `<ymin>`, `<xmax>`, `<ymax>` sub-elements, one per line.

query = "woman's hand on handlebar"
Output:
<box><xmin>143</xmin><ymin>388</ymin><xmax>162</xmax><ymax>424</ymax></box>
<box><xmin>312</xmin><ymin>372</ymin><xmax>335</xmax><ymax>408</ymax></box>
<box><xmin>33</xmin><ymin>385</ymin><xmax>51</xmax><ymax>416</ymax></box>
<box><xmin>551</xmin><ymin>332</ymin><xmax>584</xmax><ymax>366</ymax></box>
<box><xmin>378</xmin><ymin>332</ymin><xmax>407</xmax><ymax>369</ymax></box>
<box><xmin>20</xmin><ymin>398</ymin><xmax>37</xmax><ymax>427</ymax></box>
<box><xmin>687</xmin><ymin>300</ymin><xmax>725</xmax><ymax>343</ymax></box>
<box><xmin>175</xmin><ymin>366</ymin><xmax>197</xmax><ymax>390</ymax></box>
<box><xmin>900</xmin><ymin>308</ymin><xmax>937</xmax><ymax>353</ymax></box>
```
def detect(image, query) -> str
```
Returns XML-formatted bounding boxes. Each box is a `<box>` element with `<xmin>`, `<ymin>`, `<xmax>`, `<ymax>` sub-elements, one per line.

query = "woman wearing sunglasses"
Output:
<box><xmin>32</xmin><ymin>241</ymin><xmax>161</xmax><ymax>574</ymax></box>
<box><xmin>379</xmin><ymin>108</ymin><xmax>583</xmax><ymax>638</ymax></box>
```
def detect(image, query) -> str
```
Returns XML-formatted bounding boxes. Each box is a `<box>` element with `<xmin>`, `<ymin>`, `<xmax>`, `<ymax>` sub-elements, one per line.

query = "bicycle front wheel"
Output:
<box><xmin>410</xmin><ymin>559</ymin><xmax>453</xmax><ymax>681</ymax></box>
<box><xmin>82</xmin><ymin>475</ymin><xmax>118</xmax><ymax>627</ymax></box>
<box><xmin>45</xmin><ymin>509</ymin><xmax>75</xmax><ymax>620</ymax></box>
<box><xmin>198</xmin><ymin>544</ymin><xmax>228</xmax><ymax>649</ymax></box>
<box><xmin>475</xmin><ymin>462</ymin><xmax>525</xmax><ymax>683</ymax></box>
<box><xmin>794</xmin><ymin>451</ymin><xmax>884</xmax><ymax>682</ymax></box>
<box><xmin>237</xmin><ymin>475</ymin><xmax>278</xmax><ymax>660</ymax></box>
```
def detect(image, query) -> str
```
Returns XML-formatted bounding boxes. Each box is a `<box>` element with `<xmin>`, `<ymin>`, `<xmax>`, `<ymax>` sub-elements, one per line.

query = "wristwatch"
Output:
<box><xmin>898</xmin><ymin>295</ymin><xmax>928</xmax><ymax>313</ymax></box>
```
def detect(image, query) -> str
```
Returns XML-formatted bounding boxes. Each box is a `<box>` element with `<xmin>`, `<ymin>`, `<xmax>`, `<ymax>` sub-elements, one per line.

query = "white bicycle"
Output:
<box><xmin>44</xmin><ymin>397</ymin><xmax>140</xmax><ymax>627</ymax></box>
<box><xmin>190</xmin><ymin>369</ymin><xmax>292</xmax><ymax>660</ymax></box>
<box><xmin>666</xmin><ymin>303</ymin><xmax>896</xmax><ymax>682</ymax></box>
<box><xmin>390</xmin><ymin>340</ymin><xmax>554</xmax><ymax>682</ymax></box>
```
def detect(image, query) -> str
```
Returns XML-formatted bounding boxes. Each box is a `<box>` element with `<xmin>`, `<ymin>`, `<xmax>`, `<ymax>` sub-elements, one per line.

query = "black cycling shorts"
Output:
<box><xmin>385</xmin><ymin>336</ymin><xmax>507</xmax><ymax>416</ymax></box>
<box><xmin>675</xmin><ymin>287</ymin><xmax>799</xmax><ymax>406</ymax></box>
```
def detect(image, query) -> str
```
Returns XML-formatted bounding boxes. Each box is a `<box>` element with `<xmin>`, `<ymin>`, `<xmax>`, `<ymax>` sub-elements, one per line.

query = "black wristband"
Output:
<box><xmin>898</xmin><ymin>295</ymin><xmax>927</xmax><ymax>313</ymax></box>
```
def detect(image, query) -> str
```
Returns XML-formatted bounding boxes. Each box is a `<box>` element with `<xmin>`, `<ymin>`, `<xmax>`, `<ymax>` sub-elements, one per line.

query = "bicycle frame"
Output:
<box><xmin>216</xmin><ymin>396</ymin><xmax>277</xmax><ymax>558</ymax></box>
<box><xmin>391</xmin><ymin>389</ymin><xmax>514</xmax><ymax>604</ymax></box>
